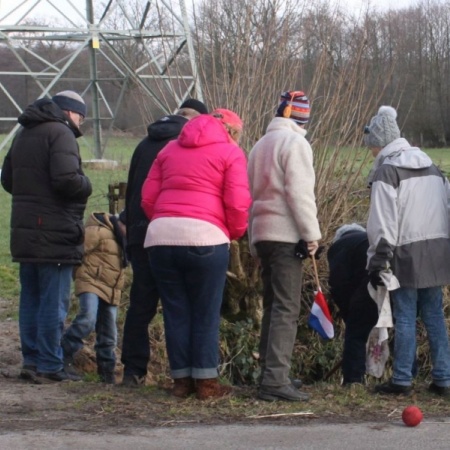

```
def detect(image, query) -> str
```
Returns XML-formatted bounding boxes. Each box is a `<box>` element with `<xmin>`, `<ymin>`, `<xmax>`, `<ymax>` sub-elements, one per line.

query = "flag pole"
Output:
<box><xmin>311</xmin><ymin>254</ymin><xmax>321</xmax><ymax>291</ymax></box>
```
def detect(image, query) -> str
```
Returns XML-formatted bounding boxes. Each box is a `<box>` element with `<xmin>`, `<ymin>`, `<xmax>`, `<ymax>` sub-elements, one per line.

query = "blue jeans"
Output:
<box><xmin>148</xmin><ymin>244</ymin><xmax>229</xmax><ymax>379</ymax></box>
<box><xmin>391</xmin><ymin>286</ymin><xmax>450</xmax><ymax>387</ymax></box>
<box><xmin>61</xmin><ymin>292</ymin><xmax>118</xmax><ymax>371</ymax></box>
<box><xmin>19</xmin><ymin>263</ymin><xmax>72</xmax><ymax>373</ymax></box>
<box><xmin>121</xmin><ymin>245</ymin><xmax>159</xmax><ymax>377</ymax></box>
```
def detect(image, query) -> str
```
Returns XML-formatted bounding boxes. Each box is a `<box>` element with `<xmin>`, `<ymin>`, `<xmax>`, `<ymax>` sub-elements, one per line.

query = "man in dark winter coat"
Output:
<box><xmin>327</xmin><ymin>224</ymin><xmax>378</xmax><ymax>385</ymax></box>
<box><xmin>119</xmin><ymin>99</ymin><xmax>208</xmax><ymax>386</ymax></box>
<box><xmin>1</xmin><ymin>90</ymin><xmax>92</xmax><ymax>382</ymax></box>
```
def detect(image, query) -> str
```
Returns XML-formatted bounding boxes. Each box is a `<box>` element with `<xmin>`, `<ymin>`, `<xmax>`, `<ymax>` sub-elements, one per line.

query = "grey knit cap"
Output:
<box><xmin>332</xmin><ymin>223</ymin><xmax>366</xmax><ymax>244</ymax></box>
<box><xmin>364</xmin><ymin>106</ymin><xmax>400</xmax><ymax>148</ymax></box>
<box><xmin>52</xmin><ymin>90</ymin><xmax>87</xmax><ymax>118</ymax></box>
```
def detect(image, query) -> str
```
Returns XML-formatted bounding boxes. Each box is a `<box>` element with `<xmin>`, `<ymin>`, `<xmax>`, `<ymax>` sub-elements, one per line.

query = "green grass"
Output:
<box><xmin>2</xmin><ymin>136</ymin><xmax>450</xmax><ymax>398</ymax></box>
<box><xmin>0</xmin><ymin>133</ymin><xmax>139</xmax><ymax>300</ymax></box>
<box><xmin>2</xmin><ymin>138</ymin><xmax>450</xmax><ymax>301</ymax></box>
<box><xmin>424</xmin><ymin>148</ymin><xmax>450</xmax><ymax>176</ymax></box>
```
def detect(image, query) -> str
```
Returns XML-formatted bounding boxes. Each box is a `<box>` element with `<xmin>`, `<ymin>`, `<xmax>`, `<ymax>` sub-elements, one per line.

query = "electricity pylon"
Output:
<box><xmin>0</xmin><ymin>0</ymin><xmax>202</xmax><ymax>157</ymax></box>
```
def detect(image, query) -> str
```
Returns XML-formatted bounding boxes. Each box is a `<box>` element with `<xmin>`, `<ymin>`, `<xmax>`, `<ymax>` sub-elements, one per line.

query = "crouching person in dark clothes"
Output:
<box><xmin>61</xmin><ymin>212</ymin><xmax>127</xmax><ymax>384</ymax></box>
<box><xmin>327</xmin><ymin>224</ymin><xmax>378</xmax><ymax>385</ymax></box>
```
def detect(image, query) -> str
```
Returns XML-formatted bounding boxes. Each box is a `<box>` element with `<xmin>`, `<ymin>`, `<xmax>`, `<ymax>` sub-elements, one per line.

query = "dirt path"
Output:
<box><xmin>0</xmin><ymin>309</ymin><xmax>258</xmax><ymax>433</ymax></box>
<box><xmin>0</xmin><ymin>299</ymin><xmax>153</xmax><ymax>433</ymax></box>
<box><xmin>3</xmin><ymin>297</ymin><xmax>450</xmax><ymax>433</ymax></box>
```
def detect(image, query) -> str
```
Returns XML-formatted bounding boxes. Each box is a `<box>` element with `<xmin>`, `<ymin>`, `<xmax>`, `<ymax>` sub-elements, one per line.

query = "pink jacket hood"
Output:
<box><xmin>141</xmin><ymin>114</ymin><xmax>251</xmax><ymax>241</ymax></box>
<box><xmin>177</xmin><ymin>114</ymin><xmax>231</xmax><ymax>148</ymax></box>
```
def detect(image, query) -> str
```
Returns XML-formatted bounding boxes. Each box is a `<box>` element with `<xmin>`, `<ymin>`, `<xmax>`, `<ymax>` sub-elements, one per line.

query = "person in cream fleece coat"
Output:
<box><xmin>248</xmin><ymin>90</ymin><xmax>321</xmax><ymax>402</ymax></box>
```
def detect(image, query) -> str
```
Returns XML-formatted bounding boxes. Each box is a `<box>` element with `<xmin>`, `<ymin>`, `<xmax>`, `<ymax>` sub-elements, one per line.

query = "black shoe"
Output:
<box><xmin>36</xmin><ymin>369</ymin><xmax>82</xmax><ymax>382</ymax></box>
<box><xmin>374</xmin><ymin>381</ymin><xmax>412</xmax><ymax>395</ymax></box>
<box><xmin>64</xmin><ymin>356</ymin><xmax>81</xmax><ymax>378</ymax></box>
<box><xmin>258</xmin><ymin>384</ymin><xmax>310</xmax><ymax>402</ymax></box>
<box><xmin>99</xmin><ymin>372</ymin><xmax>116</xmax><ymax>385</ymax></box>
<box><xmin>343</xmin><ymin>377</ymin><xmax>365</xmax><ymax>387</ymax></box>
<box><xmin>258</xmin><ymin>375</ymin><xmax>302</xmax><ymax>390</ymax></box>
<box><xmin>120</xmin><ymin>373</ymin><xmax>145</xmax><ymax>387</ymax></box>
<box><xmin>429</xmin><ymin>382</ymin><xmax>450</xmax><ymax>397</ymax></box>
<box><xmin>343</xmin><ymin>381</ymin><xmax>365</xmax><ymax>388</ymax></box>
<box><xmin>290</xmin><ymin>377</ymin><xmax>303</xmax><ymax>389</ymax></box>
<box><xmin>19</xmin><ymin>365</ymin><xmax>40</xmax><ymax>382</ymax></box>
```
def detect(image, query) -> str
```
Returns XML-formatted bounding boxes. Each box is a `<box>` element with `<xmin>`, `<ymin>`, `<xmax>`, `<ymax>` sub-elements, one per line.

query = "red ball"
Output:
<box><xmin>402</xmin><ymin>406</ymin><xmax>423</xmax><ymax>427</ymax></box>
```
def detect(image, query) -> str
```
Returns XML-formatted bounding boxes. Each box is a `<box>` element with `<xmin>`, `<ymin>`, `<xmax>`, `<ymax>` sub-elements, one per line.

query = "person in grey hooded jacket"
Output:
<box><xmin>365</xmin><ymin>105</ymin><xmax>450</xmax><ymax>397</ymax></box>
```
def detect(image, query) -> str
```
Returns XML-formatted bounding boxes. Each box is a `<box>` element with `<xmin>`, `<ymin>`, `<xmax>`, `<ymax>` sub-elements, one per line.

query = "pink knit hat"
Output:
<box><xmin>211</xmin><ymin>108</ymin><xmax>243</xmax><ymax>132</ymax></box>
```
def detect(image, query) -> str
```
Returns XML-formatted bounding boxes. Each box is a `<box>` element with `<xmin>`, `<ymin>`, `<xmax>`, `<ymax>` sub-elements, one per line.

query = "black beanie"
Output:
<box><xmin>52</xmin><ymin>90</ymin><xmax>87</xmax><ymax>118</ymax></box>
<box><xmin>179</xmin><ymin>98</ymin><xmax>208</xmax><ymax>115</ymax></box>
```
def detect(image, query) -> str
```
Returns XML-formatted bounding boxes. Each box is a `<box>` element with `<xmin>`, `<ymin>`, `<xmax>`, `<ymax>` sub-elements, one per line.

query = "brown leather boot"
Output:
<box><xmin>195</xmin><ymin>378</ymin><xmax>232</xmax><ymax>400</ymax></box>
<box><xmin>171</xmin><ymin>377</ymin><xmax>195</xmax><ymax>398</ymax></box>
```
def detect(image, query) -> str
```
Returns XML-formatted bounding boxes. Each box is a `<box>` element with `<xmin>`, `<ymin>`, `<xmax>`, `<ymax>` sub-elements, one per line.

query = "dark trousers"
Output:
<box><xmin>121</xmin><ymin>245</ymin><xmax>159</xmax><ymax>377</ymax></box>
<box><xmin>148</xmin><ymin>244</ymin><xmax>229</xmax><ymax>379</ymax></box>
<box><xmin>336</xmin><ymin>278</ymin><xmax>378</xmax><ymax>384</ymax></box>
<box><xmin>256</xmin><ymin>241</ymin><xmax>303</xmax><ymax>387</ymax></box>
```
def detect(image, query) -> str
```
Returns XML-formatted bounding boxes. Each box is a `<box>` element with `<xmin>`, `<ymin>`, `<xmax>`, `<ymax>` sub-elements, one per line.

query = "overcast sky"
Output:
<box><xmin>343</xmin><ymin>0</ymin><xmax>422</xmax><ymax>11</ymax></box>
<box><xmin>0</xmin><ymin>0</ymin><xmax>441</xmax><ymax>24</ymax></box>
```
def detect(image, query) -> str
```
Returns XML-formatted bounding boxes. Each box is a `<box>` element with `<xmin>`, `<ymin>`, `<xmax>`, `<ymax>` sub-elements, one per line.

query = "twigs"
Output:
<box><xmin>246</xmin><ymin>411</ymin><xmax>315</xmax><ymax>419</ymax></box>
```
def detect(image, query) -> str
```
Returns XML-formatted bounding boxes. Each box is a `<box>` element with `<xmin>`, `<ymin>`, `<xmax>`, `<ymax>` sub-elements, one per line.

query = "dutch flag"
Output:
<box><xmin>308</xmin><ymin>289</ymin><xmax>334</xmax><ymax>340</ymax></box>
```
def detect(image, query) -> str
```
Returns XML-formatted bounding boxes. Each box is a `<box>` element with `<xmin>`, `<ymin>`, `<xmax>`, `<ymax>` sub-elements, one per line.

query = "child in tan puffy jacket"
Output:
<box><xmin>61</xmin><ymin>212</ymin><xmax>127</xmax><ymax>384</ymax></box>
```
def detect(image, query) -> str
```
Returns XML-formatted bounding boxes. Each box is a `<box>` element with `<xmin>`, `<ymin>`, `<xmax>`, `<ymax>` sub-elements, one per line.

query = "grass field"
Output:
<box><xmin>2</xmin><ymin>134</ymin><xmax>450</xmax><ymax>390</ymax></box>
<box><xmin>1</xmin><ymin>135</ymin><xmax>450</xmax><ymax>302</ymax></box>
<box><xmin>0</xmin><ymin>134</ymin><xmax>140</xmax><ymax>301</ymax></box>
<box><xmin>425</xmin><ymin>148</ymin><xmax>450</xmax><ymax>176</ymax></box>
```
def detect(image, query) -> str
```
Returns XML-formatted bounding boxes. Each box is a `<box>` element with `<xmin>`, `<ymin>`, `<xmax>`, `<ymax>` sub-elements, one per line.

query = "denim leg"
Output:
<box><xmin>19</xmin><ymin>263</ymin><xmax>40</xmax><ymax>367</ymax></box>
<box><xmin>38</xmin><ymin>263</ymin><xmax>72</xmax><ymax>373</ymax></box>
<box><xmin>255</xmin><ymin>241</ymin><xmax>303</xmax><ymax>387</ymax></box>
<box><xmin>121</xmin><ymin>245</ymin><xmax>159</xmax><ymax>377</ymax></box>
<box><xmin>61</xmin><ymin>292</ymin><xmax>99</xmax><ymax>357</ymax></box>
<box><xmin>418</xmin><ymin>287</ymin><xmax>450</xmax><ymax>387</ymax></box>
<box><xmin>19</xmin><ymin>263</ymin><xmax>72</xmax><ymax>373</ymax></box>
<box><xmin>342</xmin><ymin>278</ymin><xmax>378</xmax><ymax>383</ymax></box>
<box><xmin>391</xmin><ymin>287</ymin><xmax>418</xmax><ymax>386</ymax></box>
<box><xmin>95</xmin><ymin>300</ymin><xmax>118</xmax><ymax>372</ymax></box>
<box><xmin>149</xmin><ymin>246</ymin><xmax>192</xmax><ymax>379</ymax></box>
<box><xmin>186</xmin><ymin>245</ymin><xmax>229</xmax><ymax>379</ymax></box>
<box><xmin>149</xmin><ymin>245</ymin><xmax>229</xmax><ymax>379</ymax></box>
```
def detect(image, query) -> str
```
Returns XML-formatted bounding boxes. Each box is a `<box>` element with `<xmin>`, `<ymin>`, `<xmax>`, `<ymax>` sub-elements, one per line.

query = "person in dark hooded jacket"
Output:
<box><xmin>119</xmin><ymin>99</ymin><xmax>208</xmax><ymax>386</ymax></box>
<box><xmin>1</xmin><ymin>90</ymin><xmax>92</xmax><ymax>383</ymax></box>
<box><xmin>327</xmin><ymin>224</ymin><xmax>378</xmax><ymax>385</ymax></box>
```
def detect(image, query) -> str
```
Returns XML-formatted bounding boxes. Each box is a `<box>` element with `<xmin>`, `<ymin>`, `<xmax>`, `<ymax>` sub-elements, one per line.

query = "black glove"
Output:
<box><xmin>294</xmin><ymin>240</ymin><xmax>325</xmax><ymax>260</ymax></box>
<box><xmin>315</xmin><ymin>245</ymin><xmax>325</xmax><ymax>260</ymax></box>
<box><xmin>294</xmin><ymin>239</ymin><xmax>309</xmax><ymax>259</ymax></box>
<box><xmin>369</xmin><ymin>271</ymin><xmax>384</xmax><ymax>290</ymax></box>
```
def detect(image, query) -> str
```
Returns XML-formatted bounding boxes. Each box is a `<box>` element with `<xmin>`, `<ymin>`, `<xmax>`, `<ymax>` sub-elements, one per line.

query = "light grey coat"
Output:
<box><xmin>367</xmin><ymin>138</ymin><xmax>450</xmax><ymax>288</ymax></box>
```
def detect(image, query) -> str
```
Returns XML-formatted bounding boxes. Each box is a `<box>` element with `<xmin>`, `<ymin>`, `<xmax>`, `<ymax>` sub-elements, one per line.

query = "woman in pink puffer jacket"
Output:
<box><xmin>141</xmin><ymin>109</ymin><xmax>251</xmax><ymax>400</ymax></box>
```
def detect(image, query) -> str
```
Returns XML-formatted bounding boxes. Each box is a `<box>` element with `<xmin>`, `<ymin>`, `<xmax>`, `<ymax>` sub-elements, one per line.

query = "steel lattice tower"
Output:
<box><xmin>0</xmin><ymin>0</ymin><xmax>202</xmax><ymax>157</ymax></box>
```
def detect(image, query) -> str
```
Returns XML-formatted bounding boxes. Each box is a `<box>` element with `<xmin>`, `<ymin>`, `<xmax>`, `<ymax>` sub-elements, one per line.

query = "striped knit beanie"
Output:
<box><xmin>276</xmin><ymin>90</ymin><xmax>310</xmax><ymax>125</ymax></box>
